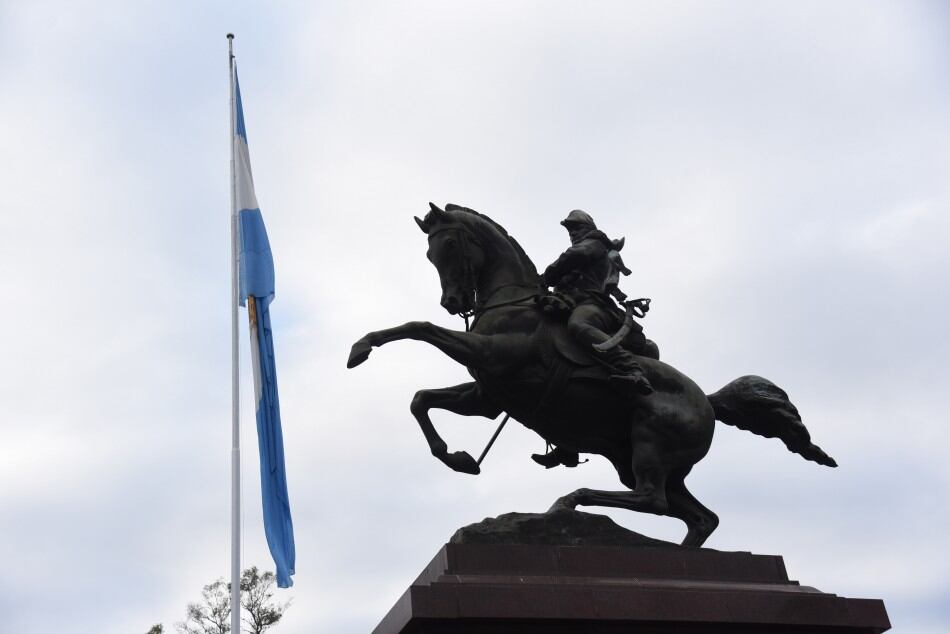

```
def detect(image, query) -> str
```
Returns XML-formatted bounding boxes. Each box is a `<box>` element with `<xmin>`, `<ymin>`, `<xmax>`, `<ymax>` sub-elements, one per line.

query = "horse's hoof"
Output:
<box><xmin>347</xmin><ymin>341</ymin><xmax>373</xmax><ymax>368</ymax></box>
<box><xmin>546</xmin><ymin>495</ymin><xmax>578</xmax><ymax>513</ymax></box>
<box><xmin>681</xmin><ymin>514</ymin><xmax>719</xmax><ymax>547</ymax></box>
<box><xmin>444</xmin><ymin>451</ymin><xmax>480</xmax><ymax>475</ymax></box>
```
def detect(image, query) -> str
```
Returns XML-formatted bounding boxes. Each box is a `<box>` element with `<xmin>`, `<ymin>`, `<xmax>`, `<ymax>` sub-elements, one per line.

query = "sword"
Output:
<box><xmin>593</xmin><ymin>297</ymin><xmax>650</xmax><ymax>352</ymax></box>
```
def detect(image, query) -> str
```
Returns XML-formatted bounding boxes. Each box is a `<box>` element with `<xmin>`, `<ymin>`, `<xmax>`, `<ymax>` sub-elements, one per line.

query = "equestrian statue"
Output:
<box><xmin>347</xmin><ymin>203</ymin><xmax>836</xmax><ymax>547</ymax></box>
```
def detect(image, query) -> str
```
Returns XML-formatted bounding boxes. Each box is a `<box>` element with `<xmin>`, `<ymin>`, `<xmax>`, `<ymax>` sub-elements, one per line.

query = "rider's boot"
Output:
<box><xmin>600</xmin><ymin>346</ymin><xmax>654</xmax><ymax>395</ymax></box>
<box><xmin>532</xmin><ymin>445</ymin><xmax>581</xmax><ymax>469</ymax></box>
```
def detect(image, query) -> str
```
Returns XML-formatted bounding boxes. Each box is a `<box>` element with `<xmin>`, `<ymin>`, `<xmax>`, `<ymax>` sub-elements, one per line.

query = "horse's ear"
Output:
<box><xmin>424</xmin><ymin>202</ymin><xmax>451</xmax><ymax>227</ymax></box>
<box><xmin>414</xmin><ymin>216</ymin><xmax>429</xmax><ymax>233</ymax></box>
<box><xmin>428</xmin><ymin>202</ymin><xmax>449</xmax><ymax>220</ymax></box>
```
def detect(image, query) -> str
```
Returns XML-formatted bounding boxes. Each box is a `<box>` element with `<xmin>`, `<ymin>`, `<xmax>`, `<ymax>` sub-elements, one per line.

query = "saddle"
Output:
<box><xmin>535</xmin><ymin>292</ymin><xmax>649</xmax><ymax>375</ymax></box>
<box><xmin>529</xmin><ymin>294</ymin><xmax>654</xmax><ymax>469</ymax></box>
<box><xmin>552</xmin><ymin>328</ymin><xmax>605</xmax><ymax>372</ymax></box>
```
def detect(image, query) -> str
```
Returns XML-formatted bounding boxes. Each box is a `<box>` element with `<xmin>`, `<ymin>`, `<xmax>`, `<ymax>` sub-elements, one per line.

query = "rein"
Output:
<box><xmin>428</xmin><ymin>220</ymin><xmax>540</xmax><ymax>468</ymax></box>
<box><xmin>466</xmin><ymin>287</ymin><xmax>540</xmax><ymax>331</ymax></box>
<box><xmin>428</xmin><ymin>225</ymin><xmax>480</xmax><ymax>329</ymax></box>
<box><xmin>464</xmin><ymin>282</ymin><xmax>541</xmax><ymax>466</ymax></box>
<box><xmin>431</xmin><ymin>223</ymin><xmax>540</xmax><ymax>332</ymax></box>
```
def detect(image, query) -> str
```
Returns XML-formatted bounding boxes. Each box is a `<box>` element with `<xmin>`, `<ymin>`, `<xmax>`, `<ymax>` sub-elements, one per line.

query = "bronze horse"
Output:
<box><xmin>348</xmin><ymin>203</ymin><xmax>836</xmax><ymax>546</ymax></box>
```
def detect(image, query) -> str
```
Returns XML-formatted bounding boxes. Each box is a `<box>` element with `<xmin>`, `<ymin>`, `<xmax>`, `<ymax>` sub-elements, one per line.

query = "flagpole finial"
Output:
<box><xmin>227</xmin><ymin>33</ymin><xmax>234</xmax><ymax>39</ymax></box>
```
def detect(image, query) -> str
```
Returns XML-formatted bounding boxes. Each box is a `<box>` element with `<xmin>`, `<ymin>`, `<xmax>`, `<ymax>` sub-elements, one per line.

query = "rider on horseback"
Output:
<box><xmin>532</xmin><ymin>210</ymin><xmax>655</xmax><ymax>469</ymax></box>
<box><xmin>544</xmin><ymin>210</ymin><xmax>655</xmax><ymax>395</ymax></box>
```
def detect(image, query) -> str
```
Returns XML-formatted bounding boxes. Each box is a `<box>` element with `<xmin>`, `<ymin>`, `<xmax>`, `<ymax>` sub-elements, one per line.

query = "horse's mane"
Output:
<box><xmin>445</xmin><ymin>203</ymin><xmax>540</xmax><ymax>280</ymax></box>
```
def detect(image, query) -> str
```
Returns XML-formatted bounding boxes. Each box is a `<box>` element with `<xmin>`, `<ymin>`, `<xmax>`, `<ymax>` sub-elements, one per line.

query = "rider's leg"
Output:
<box><xmin>566</xmin><ymin>302</ymin><xmax>613</xmax><ymax>343</ymax></box>
<box><xmin>531</xmin><ymin>444</ymin><xmax>581</xmax><ymax>469</ymax></box>
<box><xmin>568</xmin><ymin>304</ymin><xmax>654</xmax><ymax>394</ymax></box>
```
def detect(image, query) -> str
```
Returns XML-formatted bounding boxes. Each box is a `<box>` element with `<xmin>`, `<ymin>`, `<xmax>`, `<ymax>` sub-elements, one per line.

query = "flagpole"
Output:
<box><xmin>227</xmin><ymin>32</ymin><xmax>242</xmax><ymax>634</ymax></box>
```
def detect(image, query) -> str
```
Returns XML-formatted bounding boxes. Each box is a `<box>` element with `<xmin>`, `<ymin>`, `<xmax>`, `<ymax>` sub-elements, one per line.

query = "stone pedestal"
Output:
<box><xmin>372</xmin><ymin>512</ymin><xmax>890</xmax><ymax>633</ymax></box>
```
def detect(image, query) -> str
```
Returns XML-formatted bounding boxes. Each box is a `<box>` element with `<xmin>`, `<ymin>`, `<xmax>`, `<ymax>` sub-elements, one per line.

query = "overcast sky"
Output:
<box><xmin>1</xmin><ymin>1</ymin><xmax>948</xmax><ymax>632</ymax></box>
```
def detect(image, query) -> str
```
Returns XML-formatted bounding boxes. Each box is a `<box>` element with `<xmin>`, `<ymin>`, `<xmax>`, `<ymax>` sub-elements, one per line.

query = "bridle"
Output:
<box><xmin>426</xmin><ymin>219</ymin><xmax>542</xmax><ymax>467</ymax></box>
<box><xmin>427</xmin><ymin>224</ymin><xmax>479</xmax><ymax>324</ymax></box>
<box><xmin>428</xmin><ymin>223</ymin><xmax>540</xmax><ymax>331</ymax></box>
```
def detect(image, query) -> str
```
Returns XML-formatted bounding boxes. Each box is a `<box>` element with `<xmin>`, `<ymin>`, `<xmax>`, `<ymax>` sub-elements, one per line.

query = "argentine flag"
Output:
<box><xmin>233</xmin><ymin>67</ymin><xmax>295</xmax><ymax>588</ymax></box>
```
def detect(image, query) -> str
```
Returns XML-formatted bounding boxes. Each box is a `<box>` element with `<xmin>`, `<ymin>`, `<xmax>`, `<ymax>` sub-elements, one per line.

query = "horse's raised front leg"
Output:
<box><xmin>347</xmin><ymin>321</ymin><xmax>498</xmax><ymax>371</ymax></box>
<box><xmin>410</xmin><ymin>382</ymin><xmax>503</xmax><ymax>475</ymax></box>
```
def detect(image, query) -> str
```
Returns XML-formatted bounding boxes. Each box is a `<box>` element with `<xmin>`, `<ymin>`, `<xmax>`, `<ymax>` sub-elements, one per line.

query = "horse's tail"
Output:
<box><xmin>707</xmin><ymin>375</ymin><xmax>837</xmax><ymax>468</ymax></box>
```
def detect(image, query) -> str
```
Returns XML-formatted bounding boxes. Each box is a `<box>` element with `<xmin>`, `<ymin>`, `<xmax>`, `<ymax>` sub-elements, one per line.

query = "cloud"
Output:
<box><xmin>1</xmin><ymin>2</ymin><xmax>947</xmax><ymax>633</ymax></box>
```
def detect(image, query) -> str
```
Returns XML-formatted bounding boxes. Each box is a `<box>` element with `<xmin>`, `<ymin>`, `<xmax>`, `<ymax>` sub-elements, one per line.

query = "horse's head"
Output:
<box><xmin>415</xmin><ymin>202</ymin><xmax>485</xmax><ymax>315</ymax></box>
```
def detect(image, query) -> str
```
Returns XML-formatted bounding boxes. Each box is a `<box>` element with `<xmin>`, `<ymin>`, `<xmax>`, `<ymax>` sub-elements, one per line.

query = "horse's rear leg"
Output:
<box><xmin>548</xmin><ymin>485</ymin><xmax>668</xmax><ymax>516</ymax></box>
<box><xmin>627</xmin><ymin>430</ymin><xmax>671</xmax><ymax>511</ymax></box>
<box><xmin>549</xmin><ymin>439</ymin><xmax>670</xmax><ymax>515</ymax></box>
<box><xmin>665</xmin><ymin>471</ymin><xmax>719</xmax><ymax>547</ymax></box>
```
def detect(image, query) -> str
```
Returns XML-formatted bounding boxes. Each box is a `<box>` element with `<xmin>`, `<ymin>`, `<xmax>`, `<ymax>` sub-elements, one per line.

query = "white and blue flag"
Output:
<box><xmin>233</xmin><ymin>67</ymin><xmax>295</xmax><ymax>588</ymax></box>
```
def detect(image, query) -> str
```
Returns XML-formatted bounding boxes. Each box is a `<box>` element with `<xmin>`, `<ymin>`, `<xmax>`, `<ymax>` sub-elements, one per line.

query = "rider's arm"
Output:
<box><xmin>543</xmin><ymin>239</ymin><xmax>604</xmax><ymax>286</ymax></box>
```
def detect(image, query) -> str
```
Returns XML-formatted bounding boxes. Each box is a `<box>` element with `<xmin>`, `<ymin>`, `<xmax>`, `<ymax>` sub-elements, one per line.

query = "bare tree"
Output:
<box><xmin>240</xmin><ymin>567</ymin><xmax>291</xmax><ymax>634</ymax></box>
<box><xmin>176</xmin><ymin>578</ymin><xmax>231</xmax><ymax>634</ymax></box>
<box><xmin>173</xmin><ymin>567</ymin><xmax>289</xmax><ymax>634</ymax></box>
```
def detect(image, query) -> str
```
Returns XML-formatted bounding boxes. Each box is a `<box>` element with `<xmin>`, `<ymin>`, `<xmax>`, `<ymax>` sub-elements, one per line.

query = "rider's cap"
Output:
<box><xmin>561</xmin><ymin>209</ymin><xmax>597</xmax><ymax>229</ymax></box>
